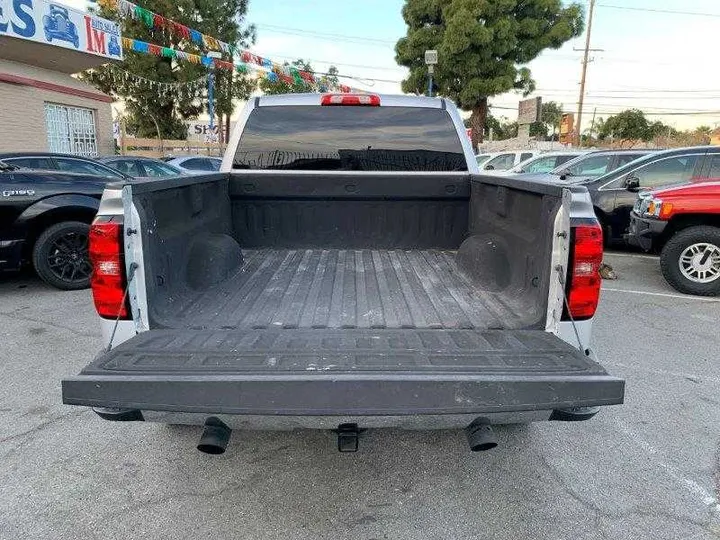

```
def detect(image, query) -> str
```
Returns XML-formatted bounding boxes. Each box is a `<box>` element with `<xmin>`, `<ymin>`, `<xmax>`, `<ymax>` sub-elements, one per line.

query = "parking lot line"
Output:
<box><xmin>602</xmin><ymin>287</ymin><xmax>720</xmax><ymax>302</ymax></box>
<box><xmin>604</xmin><ymin>252</ymin><xmax>658</xmax><ymax>260</ymax></box>
<box><xmin>613</xmin><ymin>420</ymin><xmax>720</xmax><ymax>513</ymax></box>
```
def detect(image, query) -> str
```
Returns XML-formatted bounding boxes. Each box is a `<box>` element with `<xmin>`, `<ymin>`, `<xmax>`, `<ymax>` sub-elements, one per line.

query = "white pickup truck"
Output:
<box><xmin>62</xmin><ymin>93</ymin><xmax>624</xmax><ymax>454</ymax></box>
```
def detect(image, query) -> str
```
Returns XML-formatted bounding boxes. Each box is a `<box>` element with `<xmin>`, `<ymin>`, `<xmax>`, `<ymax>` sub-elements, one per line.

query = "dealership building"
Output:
<box><xmin>0</xmin><ymin>0</ymin><xmax>122</xmax><ymax>156</ymax></box>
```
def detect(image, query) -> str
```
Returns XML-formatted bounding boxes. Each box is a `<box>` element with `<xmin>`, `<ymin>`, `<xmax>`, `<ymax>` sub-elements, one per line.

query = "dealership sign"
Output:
<box><xmin>0</xmin><ymin>0</ymin><xmax>122</xmax><ymax>60</ymax></box>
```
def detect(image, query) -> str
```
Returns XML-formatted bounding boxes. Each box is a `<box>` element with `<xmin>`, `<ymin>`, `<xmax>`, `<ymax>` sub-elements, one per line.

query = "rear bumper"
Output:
<box><xmin>626</xmin><ymin>212</ymin><xmax>667</xmax><ymax>251</ymax></box>
<box><xmin>64</xmin><ymin>372</ymin><xmax>624</xmax><ymax>417</ymax></box>
<box><xmin>0</xmin><ymin>239</ymin><xmax>25</xmax><ymax>271</ymax></box>
<box><xmin>62</xmin><ymin>328</ymin><xmax>625</xmax><ymax>425</ymax></box>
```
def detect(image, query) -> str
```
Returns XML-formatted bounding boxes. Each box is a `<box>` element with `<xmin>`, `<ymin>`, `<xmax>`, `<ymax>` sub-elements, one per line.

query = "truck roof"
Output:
<box><xmin>256</xmin><ymin>93</ymin><xmax>446</xmax><ymax>109</ymax></box>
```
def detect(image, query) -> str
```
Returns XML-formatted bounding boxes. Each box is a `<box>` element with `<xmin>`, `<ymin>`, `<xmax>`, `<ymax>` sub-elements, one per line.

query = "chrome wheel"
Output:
<box><xmin>678</xmin><ymin>243</ymin><xmax>720</xmax><ymax>284</ymax></box>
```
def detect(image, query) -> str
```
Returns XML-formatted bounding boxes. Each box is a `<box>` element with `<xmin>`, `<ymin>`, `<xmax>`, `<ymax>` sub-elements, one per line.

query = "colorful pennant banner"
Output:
<box><xmin>100</xmin><ymin>0</ymin><xmax>340</xmax><ymax>89</ymax></box>
<box><xmin>120</xmin><ymin>37</ymin><xmax>353</xmax><ymax>92</ymax></box>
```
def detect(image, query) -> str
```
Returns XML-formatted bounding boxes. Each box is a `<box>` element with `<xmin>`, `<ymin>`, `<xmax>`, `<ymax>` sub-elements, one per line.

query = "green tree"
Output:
<box><xmin>530</xmin><ymin>101</ymin><xmax>563</xmax><ymax>139</ymax></box>
<box><xmin>485</xmin><ymin>115</ymin><xmax>517</xmax><ymax>140</ymax></box>
<box><xmin>85</xmin><ymin>0</ymin><xmax>254</xmax><ymax>139</ymax></box>
<box><xmin>647</xmin><ymin>120</ymin><xmax>675</xmax><ymax>140</ymax></box>
<box><xmin>259</xmin><ymin>61</ymin><xmax>339</xmax><ymax>95</ymax></box>
<box><xmin>598</xmin><ymin>109</ymin><xmax>661</xmax><ymax>145</ymax></box>
<box><xmin>395</xmin><ymin>0</ymin><xmax>584</xmax><ymax>149</ymax></box>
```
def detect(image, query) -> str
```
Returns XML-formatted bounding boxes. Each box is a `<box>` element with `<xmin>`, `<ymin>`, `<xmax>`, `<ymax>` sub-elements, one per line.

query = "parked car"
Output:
<box><xmin>628</xmin><ymin>181</ymin><xmax>720</xmax><ymax>295</ymax></box>
<box><xmin>558</xmin><ymin>146</ymin><xmax>720</xmax><ymax>242</ymax></box>
<box><xmin>475</xmin><ymin>153</ymin><xmax>494</xmax><ymax>167</ymax></box>
<box><xmin>490</xmin><ymin>151</ymin><xmax>587</xmax><ymax>176</ymax></box>
<box><xmin>0</xmin><ymin>152</ymin><xmax>129</xmax><ymax>180</ymax></box>
<box><xmin>0</xmin><ymin>160</ymin><xmax>128</xmax><ymax>289</ymax></box>
<box><xmin>97</xmin><ymin>156</ymin><xmax>186</xmax><ymax>178</ymax></box>
<box><xmin>514</xmin><ymin>149</ymin><xmax>654</xmax><ymax>183</ymax></box>
<box><xmin>162</xmin><ymin>155</ymin><xmax>222</xmax><ymax>172</ymax></box>
<box><xmin>42</xmin><ymin>4</ymin><xmax>79</xmax><ymax>48</ymax></box>
<box><xmin>62</xmin><ymin>93</ymin><xmax>624</xmax><ymax>455</ymax></box>
<box><xmin>476</xmin><ymin>150</ymin><xmax>541</xmax><ymax>171</ymax></box>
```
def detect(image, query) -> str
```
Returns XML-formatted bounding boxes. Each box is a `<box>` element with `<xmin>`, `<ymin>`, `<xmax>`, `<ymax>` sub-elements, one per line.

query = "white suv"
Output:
<box><xmin>476</xmin><ymin>150</ymin><xmax>540</xmax><ymax>172</ymax></box>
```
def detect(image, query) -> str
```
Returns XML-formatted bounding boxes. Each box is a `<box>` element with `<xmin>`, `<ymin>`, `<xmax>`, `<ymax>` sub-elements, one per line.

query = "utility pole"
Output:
<box><xmin>589</xmin><ymin>107</ymin><xmax>597</xmax><ymax>142</ymax></box>
<box><xmin>575</xmin><ymin>0</ymin><xmax>597</xmax><ymax>147</ymax></box>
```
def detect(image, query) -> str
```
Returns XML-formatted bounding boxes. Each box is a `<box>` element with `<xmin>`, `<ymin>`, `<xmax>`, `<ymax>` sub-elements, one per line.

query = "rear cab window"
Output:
<box><xmin>234</xmin><ymin>106</ymin><xmax>467</xmax><ymax>171</ymax></box>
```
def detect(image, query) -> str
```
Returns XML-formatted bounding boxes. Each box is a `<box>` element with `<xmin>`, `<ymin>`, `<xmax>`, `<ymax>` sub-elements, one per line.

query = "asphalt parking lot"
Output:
<box><xmin>1</xmin><ymin>251</ymin><xmax>719</xmax><ymax>540</ymax></box>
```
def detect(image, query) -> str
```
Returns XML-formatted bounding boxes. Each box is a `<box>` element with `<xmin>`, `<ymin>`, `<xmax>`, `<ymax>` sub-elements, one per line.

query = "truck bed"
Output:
<box><xmin>167</xmin><ymin>248</ymin><xmax>531</xmax><ymax>331</ymax></box>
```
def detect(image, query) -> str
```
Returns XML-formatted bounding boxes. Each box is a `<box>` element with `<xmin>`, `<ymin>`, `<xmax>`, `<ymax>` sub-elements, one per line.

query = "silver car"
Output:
<box><xmin>162</xmin><ymin>155</ymin><xmax>223</xmax><ymax>173</ymax></box>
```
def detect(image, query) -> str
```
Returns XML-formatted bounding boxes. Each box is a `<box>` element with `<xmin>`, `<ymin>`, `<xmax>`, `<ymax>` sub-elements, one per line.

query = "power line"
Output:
<box><xmin>597</xmin><ymin>4</ymin><xmax>720</xmax><ymax>18</ymax></box>
<box><xmin>489</xmin><ymin>104</ymin><xmax>720</xmax><ymax>117</ymax></box>
<box><xmin>536</xmin><ymin>92</ymin><xmax>720</xmax><ymax>100</ymax></box>
<box><xmin>537</xmin><ymin>88</ymin><xmax>720</xmax><ymax>94</ymax></box>
<box><xmin>255</xmin><ymin>23</ymin><xmax>396</xmax><ymax>47</ymax></box>
<box><xmin>259</xmin><ymin>52</ymin><xmax>406</xmax><ymax>73</ymax></box>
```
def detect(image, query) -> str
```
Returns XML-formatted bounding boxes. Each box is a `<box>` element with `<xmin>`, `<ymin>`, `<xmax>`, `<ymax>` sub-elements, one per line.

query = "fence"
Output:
<box><xmin>476</xmin><ymin>134</ymin><xmax>713</xmax><ymax>154</ymax></box>
<box><xmin>119</xmin><ymin>136</ymin><xmax>225</xmax><ymax>158</ymax></box>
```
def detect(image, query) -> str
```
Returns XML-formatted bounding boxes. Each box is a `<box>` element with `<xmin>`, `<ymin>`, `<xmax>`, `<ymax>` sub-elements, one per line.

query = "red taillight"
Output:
<box><xmin>89</xmin><ymin>217</ymin><xmax>130</xmax><ymax>320</ymax></box>
<box><xmin>564</xmin><ymin>223</ymin><xmax>603</xmax><ymax>320</ymax></box>
<box><xmin>321</xmin><ymin>93</ymin><xmax>381</xmax><ymax>106</ymax></box>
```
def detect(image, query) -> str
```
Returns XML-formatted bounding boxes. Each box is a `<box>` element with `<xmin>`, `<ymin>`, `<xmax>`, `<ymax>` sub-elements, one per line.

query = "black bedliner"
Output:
<box><xmin>163</xmin><ymin>249</ymin><xmax>533</xmax><ymax>331</ymax></box>
<box><xmin>62</xmin><ymin>328</ymin><xmax>624</xmax><ymax>415</ymax></box>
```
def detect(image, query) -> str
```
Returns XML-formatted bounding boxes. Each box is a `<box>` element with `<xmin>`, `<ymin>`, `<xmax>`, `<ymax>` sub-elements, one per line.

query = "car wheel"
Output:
<box><xmin>660</xmin><ymin>226</ymin><xmax>720</xmax><ymax>296</ymax></box>
<box><xmin>32</xmin><ymin>221</ymin><xmax>92</xmax><ymax>290</ymax></box>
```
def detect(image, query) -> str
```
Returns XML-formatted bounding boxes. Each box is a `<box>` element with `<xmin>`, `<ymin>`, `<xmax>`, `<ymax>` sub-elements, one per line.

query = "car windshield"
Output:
<box><xmin>0</xmin><ymin>160</ymin><xmax>19</xmax><ymax>171</ymax></box>
<box><xmin>514</xmin><ymin>154</ymin><xmax>575</xmax><ymax>174</ymax></box>
<box><xmin>550</xmin><ymin>153</ymin><xmax>615</xmax><ymax>177</ymax></box>
<box><xmin>475</xmin><ymin>154</ymin><xmax>492</xmax><ymax>166</ymax></box>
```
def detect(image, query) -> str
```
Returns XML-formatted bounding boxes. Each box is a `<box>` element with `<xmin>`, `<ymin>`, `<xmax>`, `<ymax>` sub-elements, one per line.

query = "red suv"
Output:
<box><xmin>628</xmin><ymin>182</ymin><xmax>720</xmax><ymax>295</ymax></box>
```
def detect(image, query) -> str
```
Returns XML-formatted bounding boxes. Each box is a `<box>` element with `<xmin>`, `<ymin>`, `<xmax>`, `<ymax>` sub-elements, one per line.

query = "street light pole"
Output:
<box><xmin>424</xmin><ymin>50</ymin><xmax>438</xmax><ymax>98</ymax></box>
<box><xmin>206</xmin><ymin>51</ymin><xmax>222</xmax><ymax>139</ymax></box>
<box><xmin>208</xmin><ymin>70</ymin><xmax>215</xmax><ymax>131</ymax></box>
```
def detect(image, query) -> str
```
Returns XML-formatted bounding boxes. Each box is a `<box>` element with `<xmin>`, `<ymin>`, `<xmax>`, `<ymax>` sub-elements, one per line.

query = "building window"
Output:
<box><xmin>44</xmin><ymin>103</ymin><xmax>98</xmax><ymax>157</ymax></box>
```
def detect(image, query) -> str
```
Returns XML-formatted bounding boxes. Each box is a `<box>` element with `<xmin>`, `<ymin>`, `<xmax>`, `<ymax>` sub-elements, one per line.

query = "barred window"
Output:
<box><xmin>44</xmin><ymin>103</ymin><xmax>98</xmax><ymax>157</ymax></box>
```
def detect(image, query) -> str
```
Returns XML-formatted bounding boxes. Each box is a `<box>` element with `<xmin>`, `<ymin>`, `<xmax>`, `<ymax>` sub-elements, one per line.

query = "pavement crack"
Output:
<box><xmin>538</xmin><ymin>452</ymin><xmax>710</xmax><ymax>528</ymax></box>
<box><xmin>0</xmin><ymin>409</ymin><xmax>89</xmax><ymax>446</ymax></box>
<box><xmin>0</xmin><ymin>310</ymin><xmax>100</xmax><ymax>338</ymax></box>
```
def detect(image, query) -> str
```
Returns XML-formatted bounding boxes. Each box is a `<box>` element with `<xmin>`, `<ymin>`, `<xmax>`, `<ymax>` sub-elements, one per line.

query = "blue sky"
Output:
<box><xmin>64</xmin><ymin>0</ymin><xmax>720</xmax><ymax>130</ymax></box>
<box><xmin>246</xmin><ymin>0</ymin><xmax>720</xmax><ymax>130</ymax></box>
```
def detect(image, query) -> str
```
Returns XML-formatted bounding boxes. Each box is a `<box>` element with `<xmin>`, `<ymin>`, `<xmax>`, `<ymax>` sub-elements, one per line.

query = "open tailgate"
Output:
<box><xmin>62</xmin><ymin>329</ymin><xmax>624</xmax><ymax>416</ymax></box>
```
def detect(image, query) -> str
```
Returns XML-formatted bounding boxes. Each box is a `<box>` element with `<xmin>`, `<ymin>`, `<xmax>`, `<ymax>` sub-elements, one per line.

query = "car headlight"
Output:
<box><xmin>642</xmin><ymin>198</ymin><xmax>673</xmax><ymax>219</ymax></box>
